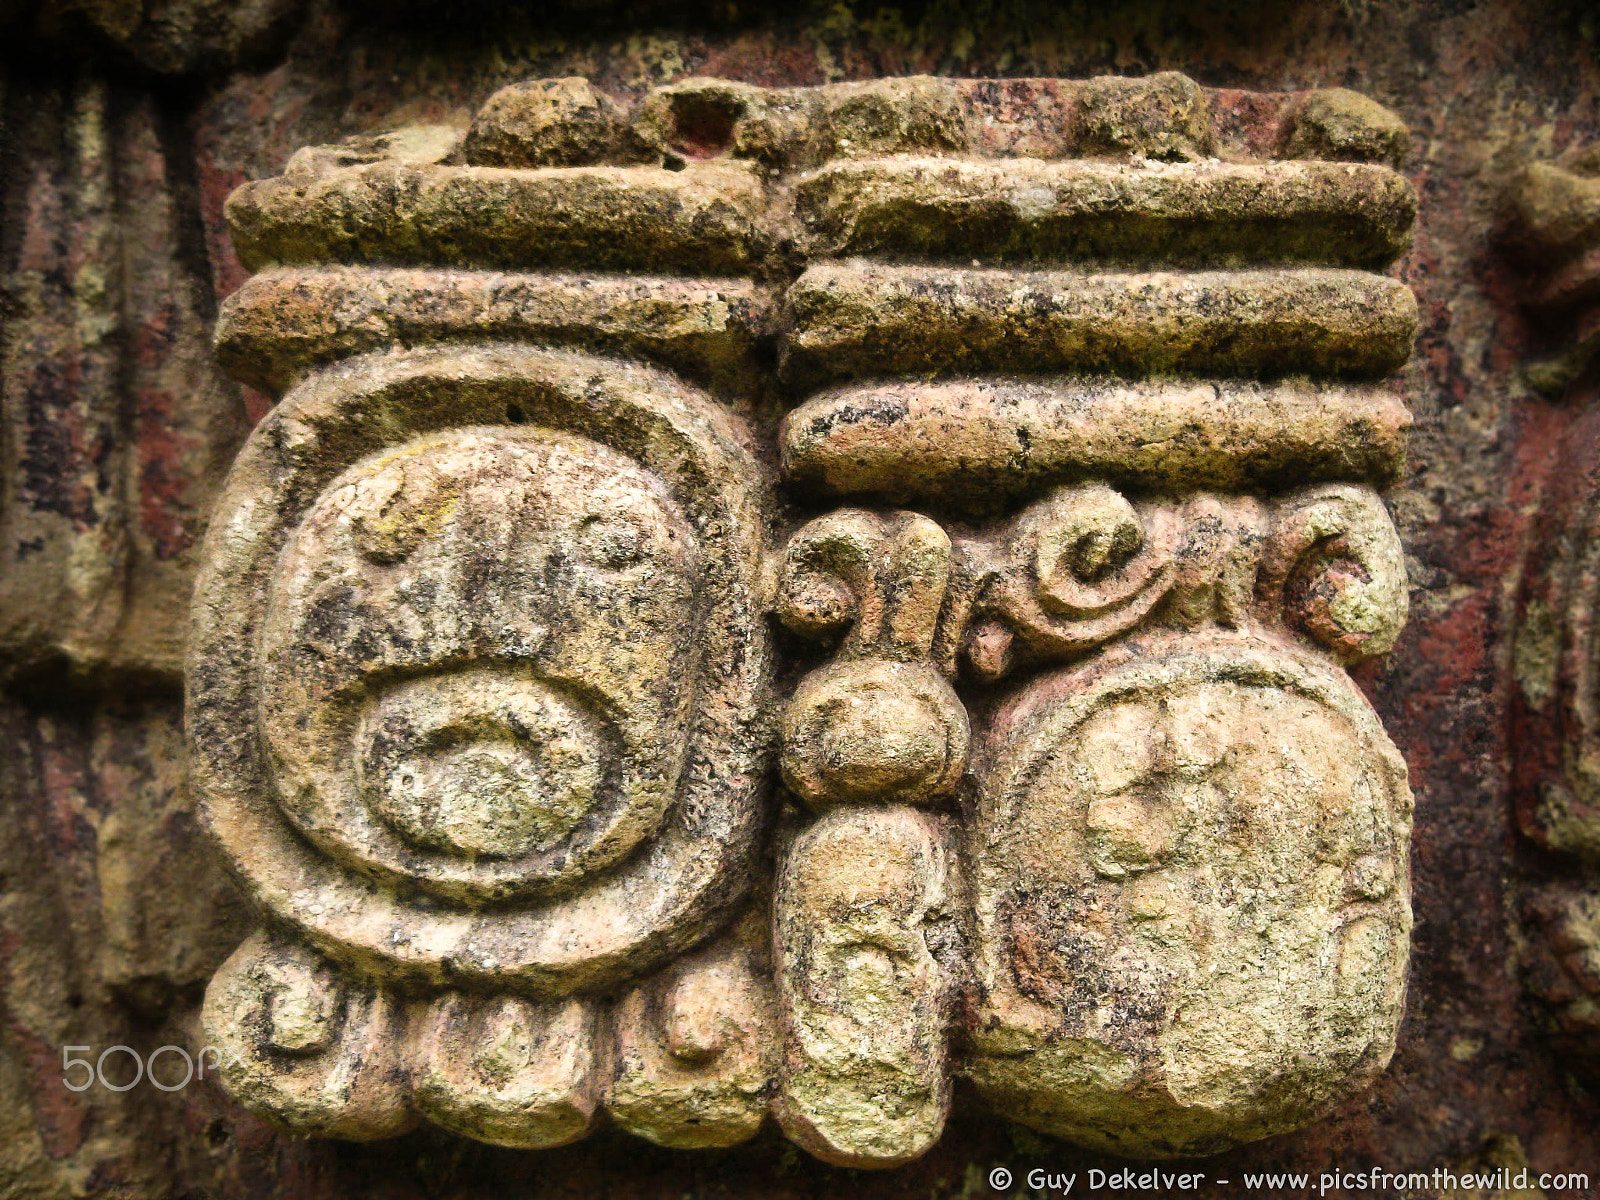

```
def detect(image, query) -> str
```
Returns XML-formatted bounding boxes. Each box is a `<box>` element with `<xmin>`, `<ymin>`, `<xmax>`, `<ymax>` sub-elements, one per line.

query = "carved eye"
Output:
<box><xmin>575</xmin><ymin>513</ymin><xmax>645</xmax><ymax>570</ymax></box>
<box><xmin>348</xmin><ymin>460</ymin><xmax>449</xmax><ymax>565</ymax></box>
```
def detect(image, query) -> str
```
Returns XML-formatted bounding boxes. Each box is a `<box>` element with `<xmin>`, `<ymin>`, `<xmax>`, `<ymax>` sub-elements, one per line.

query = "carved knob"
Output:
<box><xmin>780</xmin><ymin>659</ymin><xmax>969</xmax><ymax>810</ymax></box>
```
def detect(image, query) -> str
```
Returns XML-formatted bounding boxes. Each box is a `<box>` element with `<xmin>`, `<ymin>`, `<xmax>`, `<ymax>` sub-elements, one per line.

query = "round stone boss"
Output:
<box><xmin>964</xmin><ymin>632</ymin><xmax>1413</xmax><ymax>1157</ymax></box>
<box><xmin>187</xmin><ymin>343</ymin><xmax>773</xmax><ymax>995</ymax></box>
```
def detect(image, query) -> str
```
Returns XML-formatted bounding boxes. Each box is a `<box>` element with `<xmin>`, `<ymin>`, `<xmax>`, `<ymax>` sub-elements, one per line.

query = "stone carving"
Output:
<box><xmin>190</xmin><ymin>345</ymin><xmax>775</xmax><ymax>1141</ymax></box>
<box><xmin>191</xmin><ymin>71</ymin><xmax>1417</xmax><ymax>1163</ymax></box>
<box><xmin>1507</xmin><ymin>152</ymin><xmax>1600</xmax><ymax>1072</ymax></box>
<box><xmin>967</xmin><ymin>634</ymin><xmax>1410</xmax><ymax>1156</ymax></box>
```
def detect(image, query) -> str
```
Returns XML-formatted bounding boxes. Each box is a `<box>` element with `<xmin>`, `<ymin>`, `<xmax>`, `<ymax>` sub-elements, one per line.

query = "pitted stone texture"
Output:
<box><xmin>1072</xmin><ymin>72</ymin><xmax>1215</xmax><ymax>161</ymax></box>
<box><xmin>1257</xmin><ymin>485</ymin><xmax>1409</xmax><ymax>665</ymax></box>
<box><xmin>189</xmin><ymin>65</ymin><xmax>1420</xmax><ymax>1169</ymax></box>
<box><xmin>789</xmin><ymin>158</ymin><xmax>1416</xmax><ymax>268</ymax></box>
<box><xmin>260</xmin><ymin>427</ymin><xmax>700</xmax><ymax>903</ymax></box>
<box><xmin>214</xmin><ymin>268</ymin><xmax>772</xmax><ymax>399</ymax></box>
<box><xmin>606</xmin><ymin>926</ymin><xmax>776</xmax><ymax>1148</ymax></box>
<box><xmin>224</xmin><ymin>160</ymin><xmax>765</xmax><ymax>274</ymax></box>
<box><xmin>413</xmin><ymin>993</ymin><xmax>603</xmax><ymax>1148</ymax></box>
<box><xmin>952</xmin><ymin>483</ymin><xmax>1184</xmax><ymax>670</ymax></box>
<box><xmin>188</xmin><ymin>344</ymin><xmax>771</xmax><ymax>993</ymax></box>
<box><xmin>774</xmin><ymin>807</ymin><xmax>957</xmax><ymax>1168</ymax></box>
<box><xmin>461</xmin><ymin>78</ymin><xmax>638</xmax><ymax>168</ymax></box>
<box><xmin>445</xmin><ymin>73</ymin><xmax>1409</xmax><ymax>175</ymax></box>
<box><xmin>781</xmin><ymin>264</ymin><xmax>1418</xmax><ymax>389</ymax></box>
<box><xmin>966</xmin><ymin>633</ymin><xmax>1412</xmax><ymax>1158</ymax></box>
<box><xmin>201</xmin><ymin>931</ymin><xmax>415</xmax><ymax>1140</ymax></box>
<box><xmin>771</xmin><ymin>484</ymin><xmax>1407</xmax><ymax>687</ymax></box>
<box><xmin>780</xmin><ymin>380</ymin><xmax>1411</xmax><ymax>506</ymax></box>
<box><xmin>781</xmin><ymin>658</ymin><xmax>968</xmax><ymax>810</ymax></box>
<box><xmin>1278</xmin><ymin>89</ymin><xmax>1411</xmax><ymax>168</ymax></box>
<box><xmin>775</xmin><ymin>511</ymin><xmax>969</xmax><ymax>811</ymax></box>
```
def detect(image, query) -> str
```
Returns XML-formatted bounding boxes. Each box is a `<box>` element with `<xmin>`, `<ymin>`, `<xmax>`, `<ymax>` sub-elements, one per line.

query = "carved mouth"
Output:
<box><xmin>356</xmin><ymin>667</ymin><xmax>609</xmax><ymax>861</ymax></box>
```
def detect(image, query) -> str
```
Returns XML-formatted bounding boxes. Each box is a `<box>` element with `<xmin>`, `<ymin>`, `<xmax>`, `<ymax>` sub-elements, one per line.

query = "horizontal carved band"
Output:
<box><xmin>226</xmin><ymin>160</ymin><xmax>765</xmax><ymax>274</ymax></box>
<box><xmin>204</xmin><ymin>925</ymin><xmax>775</xmax><ymax>1147</ymax></box>
<box><xmin>791</xmin><ymin>158</ymin><xmax>1415</xmax><ymax>268</ymax></box>
<box><xmin>781</xmin><ymin>264</ymin><xmax>1417</xmax><ymax>388</ymax></box>
<box><xmin>215</xmin><ymin>268</ymin><xmax>772</xmax><ymax>397</ymax></box>
<box><xmin>781</xmin><ymin>378</ymin><xmax>1410</xmax><ymax>501</ymax></box>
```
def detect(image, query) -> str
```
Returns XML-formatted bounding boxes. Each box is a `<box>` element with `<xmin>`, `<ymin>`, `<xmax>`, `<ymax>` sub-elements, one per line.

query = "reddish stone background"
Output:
<box><xmin>3</xmin><ymin>1</ymin><xmax>1600</xmax><ymax>1195</ymax></box>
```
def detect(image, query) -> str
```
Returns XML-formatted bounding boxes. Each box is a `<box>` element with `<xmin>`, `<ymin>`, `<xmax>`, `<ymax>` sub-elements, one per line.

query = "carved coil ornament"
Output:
<box><xmin>189</xmin><ymin>73</ymin><xmax>1418</xmax><ymax>1162</ymax></box>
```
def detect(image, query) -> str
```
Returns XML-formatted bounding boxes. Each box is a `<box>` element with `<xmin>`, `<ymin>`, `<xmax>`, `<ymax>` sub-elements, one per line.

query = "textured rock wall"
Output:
<box><xmin>2</xmin><ymin>1</ymin><xmax>1600</xmax><ymax>1196</ymax></box>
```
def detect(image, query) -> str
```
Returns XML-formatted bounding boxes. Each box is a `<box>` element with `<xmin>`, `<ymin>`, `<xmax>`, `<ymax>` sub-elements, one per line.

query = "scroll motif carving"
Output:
<box><xmin>191</xmin><ymin>71</ymin><xmax>1418</xmax><ymax>1163</ymax></box>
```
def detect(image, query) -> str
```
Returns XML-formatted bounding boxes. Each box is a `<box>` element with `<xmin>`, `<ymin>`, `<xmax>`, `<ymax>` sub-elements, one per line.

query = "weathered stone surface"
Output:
<box><xmin>0</xmin><ymin>80</ymin><xmax>245</xmax><ymax>681</ymax></box>
<box><xmin>776</xmin><ymin>511</ymin><xmax>969</xmax><ymax>810</ymax></box>
<box><xmin>606</xmin><ymin>924</ymin><xmax>776</xmax><ymax>1148</ymax></box>
<box><xmin>214</xmin><ymin>268</ymin><xmax>772</xmax><ymax>397</ymax></box>
<box><xmin>25</xmin><ymin>2</ymin><xmax>1599</xmax><ymax>1185</ymax></box>
<box><xmin>801</xmin><ymin>76</ymin><xmax>973</xmax><ymax>162</ymax></box>
<box><xmin>1508</xmin><ymin>157</ymin><xmax>1600</xmax><ymax>266</ymax></box>
<box><xmin>781</xmin><ymin>379</ymin><xmax>1411</xmax><ymax>505</ymax></box>
<box><xmin>182</xmin><ymin>62</ymin><xmax>1426</xmax><ymax>1167</ymax></box>
<box><xmin>966</xmin><ymin>633</ymin><xmax>1413</xmax><ymax>1157</ymax></box>
<box><xmin>1505</xmin><ymin>161</ymin><xmax>1600</xmax><ymax>1082</ymax></box>
<box><xmin>1072</xmin><ymin>71</ymin><xmax>1215</xmax><ymax>161</ymax></box>
<box><xmin>1279</xmin><ymin>88</ymin><xmax>1412</xmax><ymax>167</ymax></box>
<box><xmin>188</xmin><ymin>344</ymin><xmax>772</xmax><ymax>992</ymax></box>
<box><xmin>1259</xmin><ymin>484</ymin><xmax>1410</xmax><ymax>665</ymax></box>
<box><xmin>4</xmin><ymin>0</ymin><xmax>302</xmax><ymax>73</ymax></box>
<box><xmin>790</xmin><ymin>157</ymin><xmax>1417</xmax><ymax>268</ymax></box>
<box><xmin>1507</xmin><ymin>154</ymin><xmax>1600</xmax><ymax>393</ymax></box>
<box><xmin>413</xmin><ymin>993</ymin><xmax>603</xmax><ymax>1148</ymax></box>
<box><xmin>781</xmin><ymin>263</ymin><xmax>1418</xmax><ymax>388</ymax></box>
<box><xmin>225</xmin><ymin>160</ymin><xmax>766</xmax><ymax>274</ymax></box>
<box><xmin>202</xmin><ymin>930</ymin><xmax>415</xmax><ymax>1140</ymax></box>
<box><xmin>774</xmin><ymin>806</ymin><xmax>957</xmax><ymax>1168</ymax></box>
<box><xmin>461</xmin><ymin>78</ymin><xmax>638</xmax><ymax>168</ymax></box>
<box><xmin>1520</xmin><ymin>884</ymin><xmax>1600</xmax><ymax>1077</ymax></box>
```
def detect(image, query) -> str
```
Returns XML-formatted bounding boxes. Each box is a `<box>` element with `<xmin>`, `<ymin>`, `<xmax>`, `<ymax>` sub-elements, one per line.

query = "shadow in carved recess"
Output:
<box><xmin>1508</xmin><ymin>147</ymin><xmax>1600</xmax><ymax>1081</ymax></box>
<box><xmin>186</xmin><ymin>71</ymin><xmax>1418</xmax><ymax>1165</ymax></box>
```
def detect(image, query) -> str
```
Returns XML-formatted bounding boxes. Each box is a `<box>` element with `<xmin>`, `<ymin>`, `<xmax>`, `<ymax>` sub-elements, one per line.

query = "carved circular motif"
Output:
<box><xmin>357</xmin><ymin>671</ymin><xmax>604</xmax><ymax>862</ymax></box>
<box><xmin>259</xmin><ymin>428</ymin><xmax>699</xmax><ymax>901</ymax></box>
<box><xmin>966</xmin><ymin>633</ymin><xmax>1413</xmax><ymax>1156</ymax></box>
<box><xmin>188</xmin><ymin>344</ymin><xmax>772</xmax><ymax>993</ymax></box>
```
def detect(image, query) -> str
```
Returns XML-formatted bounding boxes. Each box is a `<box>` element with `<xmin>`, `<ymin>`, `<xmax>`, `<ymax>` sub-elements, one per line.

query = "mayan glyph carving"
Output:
<box><xmin>190</xmin><ymin>72</ymin><xmax>1417</xmax><ymax>1162</ymax></box>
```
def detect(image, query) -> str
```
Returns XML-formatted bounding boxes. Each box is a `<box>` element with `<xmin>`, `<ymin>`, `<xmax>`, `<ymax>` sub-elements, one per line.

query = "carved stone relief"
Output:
<box><xmin>189</xmin><ymin>72</ymin><xmax>1417</xmax><ymax>1164</ymax></box>
<box><xmin>1508</xmin><ymin>151</ymin><xmax>1600</xmax><ymax>1074</ymax></box>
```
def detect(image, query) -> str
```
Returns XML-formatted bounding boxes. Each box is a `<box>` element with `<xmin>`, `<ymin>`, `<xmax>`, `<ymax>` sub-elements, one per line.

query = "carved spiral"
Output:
<box><xmin>1258</xmin><ymin>484</ymin><xmax>1408</xmax><ymax>664</ymax></box>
